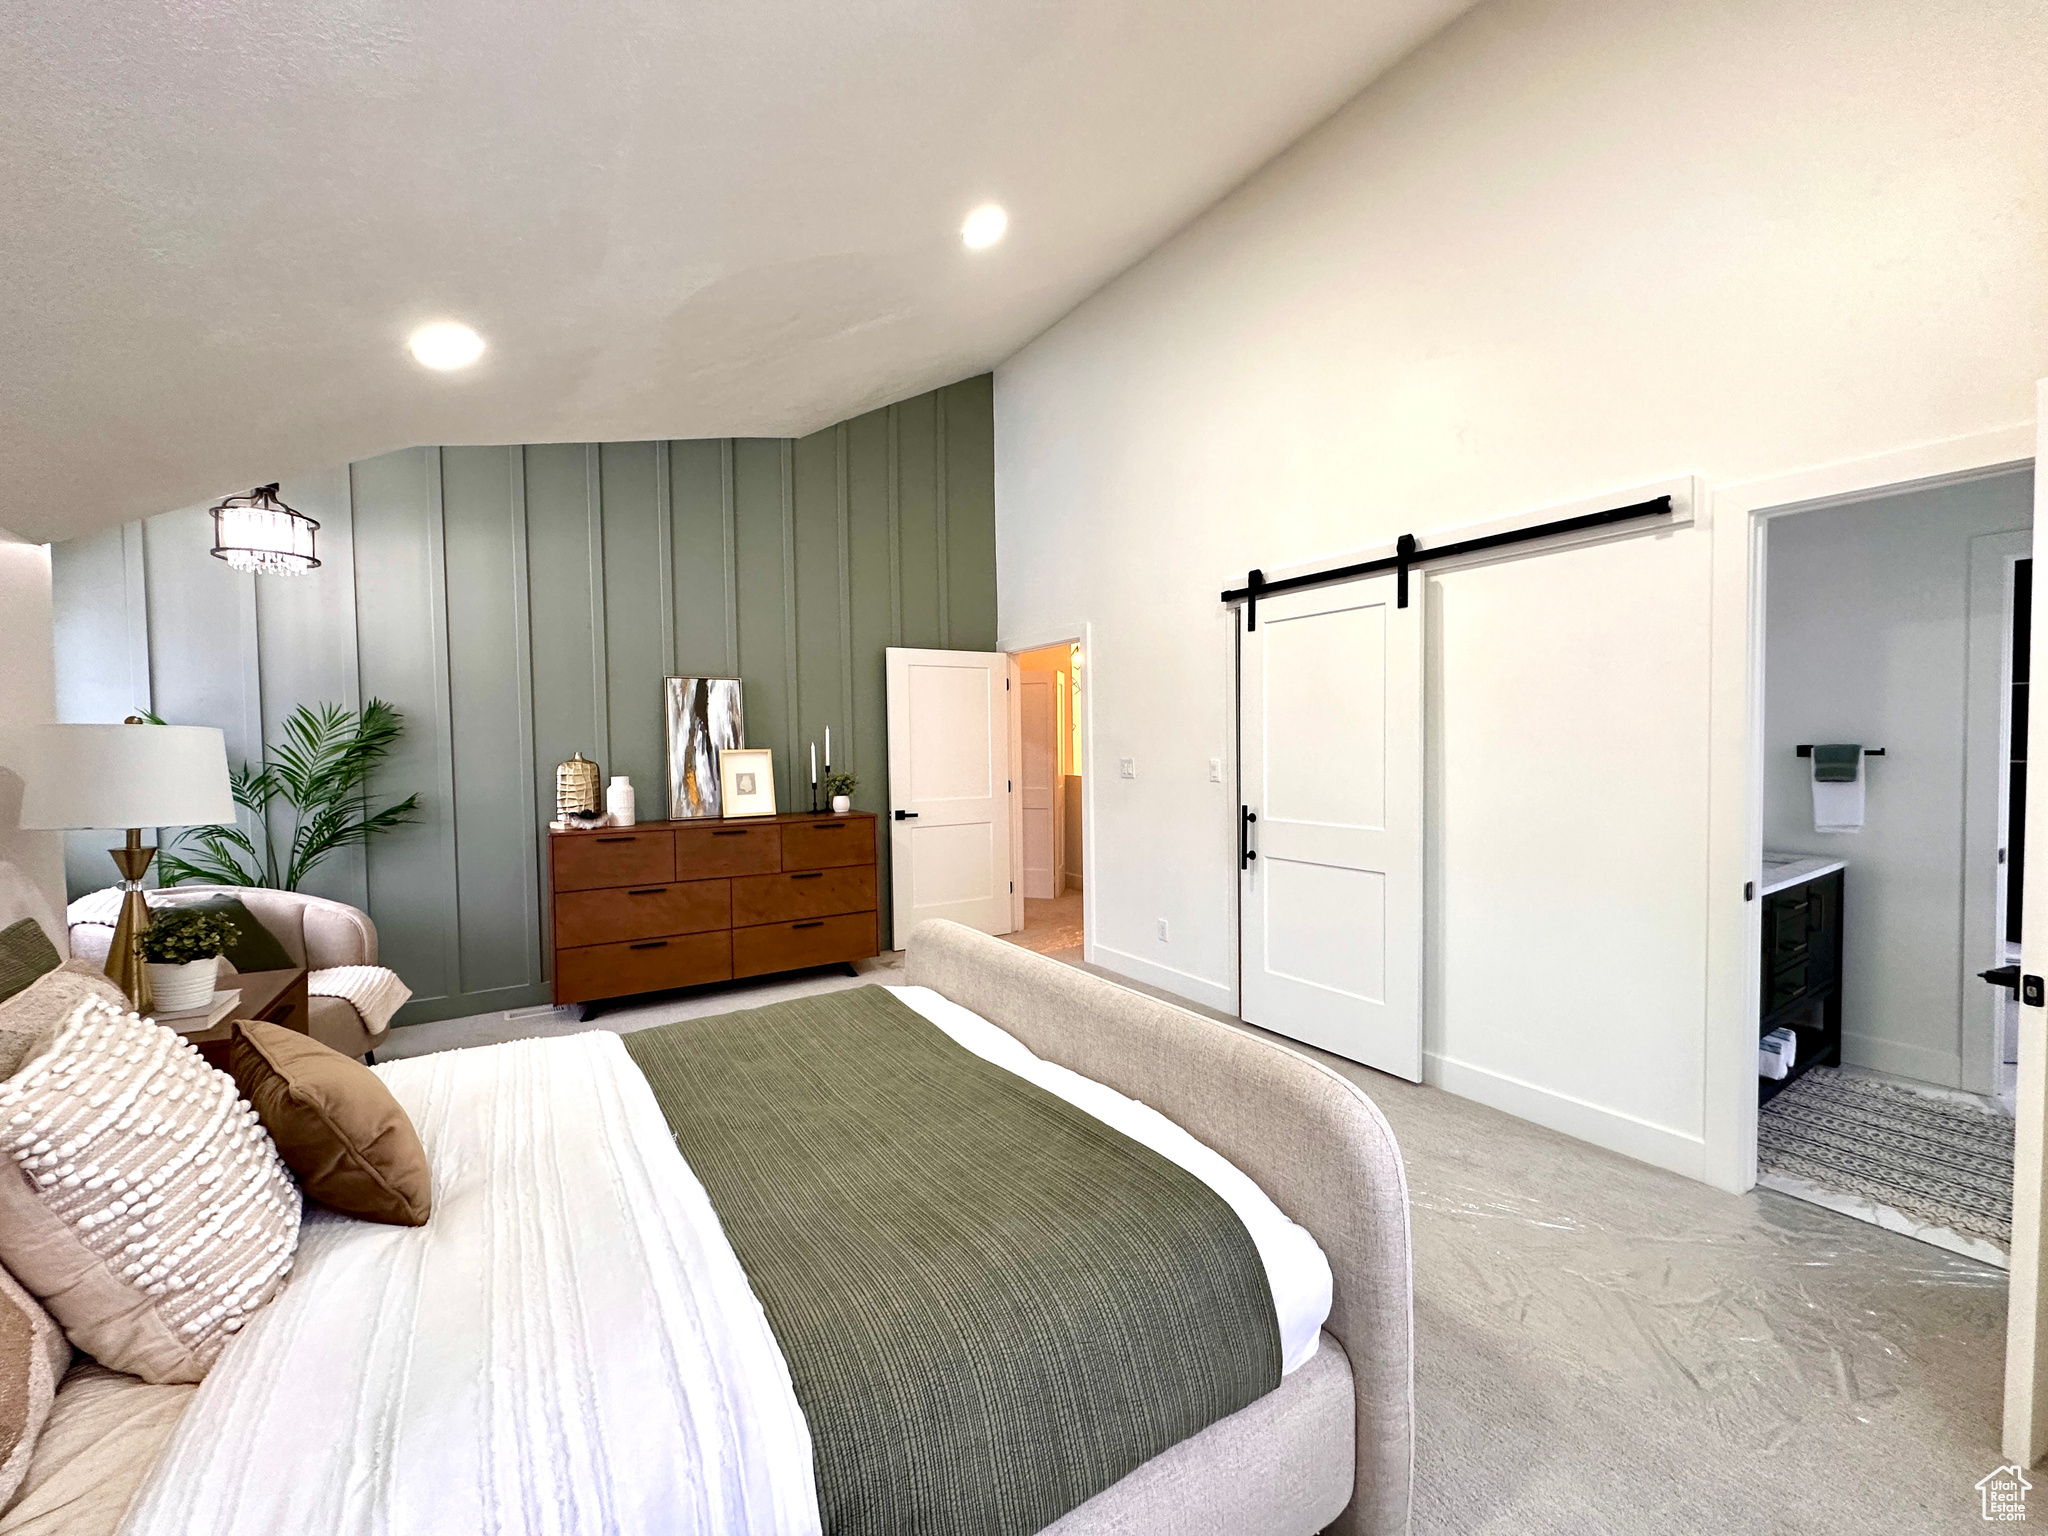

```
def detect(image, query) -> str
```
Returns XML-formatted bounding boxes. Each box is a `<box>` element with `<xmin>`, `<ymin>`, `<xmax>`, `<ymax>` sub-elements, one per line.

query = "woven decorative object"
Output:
<box><xmin>555</xmin><ymin>753</ymin><xmax>601</xmax><ymax>818</ymax></box>
<box><xmin>0</xmin><ymin>997</ymin><xmax>301</xmax><ymax>1383</ymax></box>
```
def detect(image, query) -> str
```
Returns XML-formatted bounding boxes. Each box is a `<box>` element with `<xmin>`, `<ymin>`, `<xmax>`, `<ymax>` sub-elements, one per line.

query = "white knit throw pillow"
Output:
<box><xmin>0</xmin><ymin>998</ymin><xmax>301</xmax><ymax>1383</ymax></box>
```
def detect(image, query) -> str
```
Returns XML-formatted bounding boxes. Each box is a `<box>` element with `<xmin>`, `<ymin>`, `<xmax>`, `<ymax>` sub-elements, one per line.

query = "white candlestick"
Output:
<box><xmin>811</xmin><ymin>742</ymin><xmax>817</xmax><ymax>783</ymax></box>
<box><xmin>825</xmin><ymin>727</ymin><xmax>831</xmax><ymax>768</ymax></box>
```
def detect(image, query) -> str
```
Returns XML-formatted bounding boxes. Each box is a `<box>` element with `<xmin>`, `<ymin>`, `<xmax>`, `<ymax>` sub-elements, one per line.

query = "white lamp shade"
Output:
<box><xmin>18</xmin><ymin>724</ymin><xmax>238</xmax><ymax>830</ymax></box>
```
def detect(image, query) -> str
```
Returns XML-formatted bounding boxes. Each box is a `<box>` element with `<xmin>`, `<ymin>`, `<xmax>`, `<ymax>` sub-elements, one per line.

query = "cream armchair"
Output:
<box><xmin>69</xmin><ymin>886</ymin><xmax>394</xmax><ymax>1061</ymax></box>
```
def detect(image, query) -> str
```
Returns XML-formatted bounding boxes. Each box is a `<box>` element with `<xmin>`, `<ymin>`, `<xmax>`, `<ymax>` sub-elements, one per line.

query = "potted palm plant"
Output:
<box><xmin>140</xmin><ymin>909</ymin><xmax>241</xmax><ymax>1013</ymax></box>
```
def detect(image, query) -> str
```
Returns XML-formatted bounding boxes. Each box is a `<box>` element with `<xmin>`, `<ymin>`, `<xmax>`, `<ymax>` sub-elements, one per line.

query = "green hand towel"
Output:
<box><xmin>1812</xmin><ymin>743</ymin><xmax>1862</xmax><ymax>783</ymax></box>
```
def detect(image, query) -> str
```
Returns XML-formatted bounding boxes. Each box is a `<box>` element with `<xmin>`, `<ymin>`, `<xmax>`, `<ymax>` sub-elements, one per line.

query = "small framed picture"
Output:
<box><xmin>717</xmin><ymin>748</ymin><xmax>778</xmax><ymax>818</ymax></box>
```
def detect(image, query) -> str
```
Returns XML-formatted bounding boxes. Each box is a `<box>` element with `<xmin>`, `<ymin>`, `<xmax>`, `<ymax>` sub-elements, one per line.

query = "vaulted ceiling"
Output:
<box><xmin>1</xmin><ymin>0</ymin><xmax>1472</xmax><ymax>542</ymax></box>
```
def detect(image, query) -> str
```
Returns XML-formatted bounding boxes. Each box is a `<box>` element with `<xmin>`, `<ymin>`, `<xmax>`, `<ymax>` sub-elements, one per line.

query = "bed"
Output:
<box><xmin>1</xmin><ymin>919</ymin><xmax>1413</xmax><ymax>1536</ymax></box>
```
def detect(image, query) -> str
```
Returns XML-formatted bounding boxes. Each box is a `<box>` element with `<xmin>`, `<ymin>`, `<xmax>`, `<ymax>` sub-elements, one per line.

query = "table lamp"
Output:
<box><xmin>19</xmin><ymin>719</ymin><xmax>237</xmax><ymax>1012</ymax></box>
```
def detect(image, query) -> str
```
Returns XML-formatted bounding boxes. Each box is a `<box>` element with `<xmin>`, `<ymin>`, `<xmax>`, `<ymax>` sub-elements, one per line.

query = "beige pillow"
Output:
<box><xmin>0</xmin><ymin>998</ymin><xmax>301</xmax><ymax>1384</ymax></box>
<box><xmin>0</xmin><ymin>962</ymin><xmax>127</xmax><ymax>1082</ymax></box>
<box><xmin>229</xmin><ymin>1023</ymin><xmax>431</xmax><ymax>1226</ymax></box>
<box><xmin>0</xmin><ymin>1264</ymin><xmax>69</xmax><ymax>1509</ymax></box>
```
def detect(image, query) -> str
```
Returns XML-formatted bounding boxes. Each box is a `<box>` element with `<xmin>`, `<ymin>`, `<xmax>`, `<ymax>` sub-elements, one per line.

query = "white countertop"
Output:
<box><xmin>1760</xmin><ymin>852</ymin><xmax>1847</xmax><ymax>897</ymax></box>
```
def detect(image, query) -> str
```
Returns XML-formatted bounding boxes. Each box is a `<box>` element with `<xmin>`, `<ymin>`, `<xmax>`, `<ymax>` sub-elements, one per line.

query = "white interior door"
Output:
<box><xmin>886</xmin><ymin>647</ymin><xmax>1015</xmax><ymax>941</ymax></box>
<box><xmin>1240</xmin><ymin>575</ymin><xmax>1423</xmax><ymax>1079</ymax></box>
<box><xmin>1020</xmin><ymin>673</ymin><xmax>1057</xmax><ymax>899</ymax></box>
<box><xmin>2004</xmin><ymin>382</ymin><xmax>2048</xmax><ymax>1464</ymax></box>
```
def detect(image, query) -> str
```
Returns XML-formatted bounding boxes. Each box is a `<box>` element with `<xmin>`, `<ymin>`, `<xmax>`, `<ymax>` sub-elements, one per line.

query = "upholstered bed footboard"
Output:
<box><xmin>905</xmin><ymin>921</ymin><xmax>1415</xmax><ymax>1536</ymax></box>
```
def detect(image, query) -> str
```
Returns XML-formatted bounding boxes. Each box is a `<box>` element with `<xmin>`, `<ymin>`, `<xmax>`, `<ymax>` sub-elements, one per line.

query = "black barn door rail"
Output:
<box><xmin>1222</xmin><ymin>494</ymin><xmax>1673</xmax><ymax>629</ymax></box>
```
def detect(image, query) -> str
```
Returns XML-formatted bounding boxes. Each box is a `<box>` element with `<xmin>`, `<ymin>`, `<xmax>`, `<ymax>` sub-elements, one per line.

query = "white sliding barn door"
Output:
<box><xmin>1240</xmin><ymin>576</ymin><xmax>1424</xmax><ymax>1079</ymax></box>
<box><xmin>885</xmin><ymin>647</ymin><xmax>1015</xmax><ymax>941</ymax></box>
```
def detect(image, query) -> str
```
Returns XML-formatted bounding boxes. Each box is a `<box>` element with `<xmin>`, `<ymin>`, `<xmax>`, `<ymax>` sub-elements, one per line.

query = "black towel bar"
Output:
<box><xmin>1796</xmin><ymin>745</ymin><xmax>1885</xmax><ymax>757</ymax></box>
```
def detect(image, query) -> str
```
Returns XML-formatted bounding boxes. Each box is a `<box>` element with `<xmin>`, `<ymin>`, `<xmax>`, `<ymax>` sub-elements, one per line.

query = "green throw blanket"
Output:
<box><xmin>624</xmin><ymin>985</ymin><xmax>1281</xmax><ymax>1535</ymax></box>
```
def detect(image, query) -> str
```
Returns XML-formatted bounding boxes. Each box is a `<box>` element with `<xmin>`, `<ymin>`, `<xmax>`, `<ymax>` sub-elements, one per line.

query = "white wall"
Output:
<box><xmin>1764</xmin><ymin>470</ymin><xmax>2034</xmax><ymax>1088</ymax></box>
<box><xmin>0</xmin><ymin>528</ymin><xmax>67</xmax><ymax>949</ymax></box>
<box><xmin>994</xmin><ymin>0</ymin><xmax>2048</xmax><ymax>1179</ymax></box>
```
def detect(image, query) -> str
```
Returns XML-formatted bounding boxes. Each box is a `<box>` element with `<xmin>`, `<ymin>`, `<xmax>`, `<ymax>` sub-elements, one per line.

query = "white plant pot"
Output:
<box><xmin>146</xmin><ymin>956</ymin><xmax>219</xmax><ymax>1013</ymax></box>
<box><xmin>831</xmin><ymin>795</ymin><xmax>851</xmax><ymax>814</ymax></box>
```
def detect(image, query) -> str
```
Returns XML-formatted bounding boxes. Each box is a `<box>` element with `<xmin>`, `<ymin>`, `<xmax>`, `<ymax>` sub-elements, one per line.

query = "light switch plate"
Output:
<box><xmin>1119</xmin><ymin>758</ymin><xmax>1136</xmax><ymax>779</ymax></box>
<box><xmin>1157</xmin><ymin>918</ymin><xmax>1169</xmax><ymax>941</ymax></box>
<box><xmin>1208</xmin><ymin>758</ymin><xmax>1222</xmax><ymax>783</ymax></box>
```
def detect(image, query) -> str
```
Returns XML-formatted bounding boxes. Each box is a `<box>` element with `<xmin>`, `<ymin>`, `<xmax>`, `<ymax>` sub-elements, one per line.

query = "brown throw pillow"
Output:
<box><xmin>228</xmin><ymin>1023</ymin><xmax>430</xmax><ymax>1226</ymax></box>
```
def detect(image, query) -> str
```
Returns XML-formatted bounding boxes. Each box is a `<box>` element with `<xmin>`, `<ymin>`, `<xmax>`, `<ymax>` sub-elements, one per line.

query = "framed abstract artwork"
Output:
<box><xmin>717</xmin><ymin>748</ymin><xmax>777</xmax><ymax>818</ymax></box>
<box><xmin>665</xmin><ymin>678</ymin><xmax>744</xmax><ymax>818</ymax></box>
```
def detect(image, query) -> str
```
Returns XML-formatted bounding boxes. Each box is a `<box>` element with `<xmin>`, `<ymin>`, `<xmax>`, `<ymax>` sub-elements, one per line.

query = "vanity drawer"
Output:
<box><xmin>731</xmin><ymin>867</ymin><xmax>876</xmax><ymax>926</ymax></box>
<box><xmin>675</xmin><ymin>822</ymin><xmax>782</xmax><ymax>878</ymax></box>
<box><xmin>551</xmin><ymin>830</ymin><xmax>674</xmax><ymax>892</ymax></box>
<box><xmin>554</xmin><ymin>879</ymin><xmax>730</xmax><ymax>948</ymax></box>
<box><xmin>554</xmin><ymin>931</ymin><xmax>731</xmax><ymax>1004</ymax></box>
<box><xmin>780</xmin><ymin>818</ymin><xmax>874</xmax><ymax>871</ymax></box>
<box><xmin>731</xmin><ymin>913</ymin><xmax>876</xmax><ymax>979</ymax></box>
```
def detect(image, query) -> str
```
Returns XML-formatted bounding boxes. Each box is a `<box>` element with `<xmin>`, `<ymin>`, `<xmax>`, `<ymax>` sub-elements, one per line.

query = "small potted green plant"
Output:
<box><xmin>139</xmin><ymin>909</ymin><xmax>241</xmax><ymax>1013</ymax></box>
<box><xmin>823</xmin><ymin>771</ymin><xmax>857</xmax><ymax>815</ymax></box>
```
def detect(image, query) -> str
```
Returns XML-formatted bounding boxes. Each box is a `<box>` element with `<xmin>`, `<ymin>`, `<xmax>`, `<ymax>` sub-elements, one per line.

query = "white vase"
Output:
<box><xmin>146</xmin><ymin>956</ymin><xmax>219</xmax><ymax>1013</ymax></box>
<box><xmin>606</xmin><ymin>776</ymin><xmax>636</xmax><ymax>827</ymax></box>
<box><xmin>831</xmin><ymin>794</ymin><xmax>851</xmax><ymax>814</ymax></box>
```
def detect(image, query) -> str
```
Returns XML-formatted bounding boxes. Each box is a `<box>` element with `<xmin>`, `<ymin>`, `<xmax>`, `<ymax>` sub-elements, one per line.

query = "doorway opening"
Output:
<box><xmin>1751</xmin><ymin>464</ymin><xmax>2033</xmax><ymax>1267</ymax></box>
<box><xmin>1007</xmin><ymin>641</ymin><xmax>1084</xmax><ymax>961</ymax></box>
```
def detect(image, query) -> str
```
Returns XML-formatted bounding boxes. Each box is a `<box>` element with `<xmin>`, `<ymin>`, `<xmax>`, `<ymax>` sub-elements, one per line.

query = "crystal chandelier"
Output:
<box><xmin>208</xmin><ymin>484</ymin><xmax>321</xmax><ymax>575</ymax></box>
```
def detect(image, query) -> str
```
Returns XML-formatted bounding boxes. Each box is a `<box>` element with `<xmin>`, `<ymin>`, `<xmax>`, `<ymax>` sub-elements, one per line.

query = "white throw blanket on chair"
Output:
<box><xmin>307</xmin><ymin>964</ymin><xmax>412</xmax><ymax>1036</ymax></box>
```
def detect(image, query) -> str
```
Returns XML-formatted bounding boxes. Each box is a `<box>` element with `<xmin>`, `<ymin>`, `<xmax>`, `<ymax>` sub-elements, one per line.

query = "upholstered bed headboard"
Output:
<box><xmin>904</xmin><ymin>920</ymin><xmax>1415</xmax><ymax>1536</ymax></box>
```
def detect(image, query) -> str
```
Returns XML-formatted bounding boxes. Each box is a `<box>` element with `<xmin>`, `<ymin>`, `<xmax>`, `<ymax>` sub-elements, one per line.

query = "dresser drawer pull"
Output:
<box><xmin>791</xmin><ymin>921</ymin><xmax>824</xmax><ymax>930</ymax></box>
<box><xmin>713</xmin><ymin>830</ymin><xmax>750</xmax><ymax>837</ymax></box>
<box><xmin>789</xmin><ymin>871</ymin><xmax>823</xmax><ymax>880</ymax></box>
<box><xmin>595</xmin><ymin>836</ymin><xmax>637</xmax><ymax>843</ymax></box>
<box><xmin>628</xmin><ymin>940</ymin><xmax>668</xmax><ymax>950</ymax></box>
<box><xmin>626</xmin><ymin>887</ymin><xmax>666</xmax><ymax>896</ymax></box>
<box><xmin>811</xmin><ymin>823</ymin><xmax>844</xmax><ymax>830</ymax></box>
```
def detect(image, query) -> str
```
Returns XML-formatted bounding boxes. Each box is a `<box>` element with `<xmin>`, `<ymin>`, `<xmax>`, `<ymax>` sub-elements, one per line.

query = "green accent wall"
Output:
<box><xmin>50</xmin><ymin>375</ymin><xmax>996</xmax><ymax>1025</ymax></box>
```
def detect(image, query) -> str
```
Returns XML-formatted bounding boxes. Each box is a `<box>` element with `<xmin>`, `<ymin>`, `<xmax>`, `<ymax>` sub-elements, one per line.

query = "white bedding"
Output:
<box><xmin>119</xmin><ymin>1033</ymin><xmax>821</xmax><ymax>1536</ymax></box>
<box><xmin>887</xmin><ymin>985</ymin><xmax>1334</xmax><ymax>1375</ymax></box>
<box><xmin>119</xmin><ymin>989</ymin><xmax>1334</xmax><ymax>1533</ymax></box>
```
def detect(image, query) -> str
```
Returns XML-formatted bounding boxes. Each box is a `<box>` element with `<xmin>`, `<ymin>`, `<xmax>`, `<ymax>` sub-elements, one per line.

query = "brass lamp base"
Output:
<box><xmin>104</xmin><ymin>829</ymin><xmax>155</xmax><ymax>1014</ymax></box>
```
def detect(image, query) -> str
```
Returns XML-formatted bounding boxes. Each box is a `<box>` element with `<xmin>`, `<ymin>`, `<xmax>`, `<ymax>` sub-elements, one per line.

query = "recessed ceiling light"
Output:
<box><xmin>961</xmin><ymin>204</ymin><xmax>1008</xmax><ymax>250</ymax></box>
<box><xmin>408</xmin><ymin>321</ymin><xmax>485</xmax><ymax>370</ymax></box>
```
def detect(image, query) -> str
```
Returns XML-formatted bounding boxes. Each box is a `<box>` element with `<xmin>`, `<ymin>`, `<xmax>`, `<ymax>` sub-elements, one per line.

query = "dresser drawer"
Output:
<box><xmin>732</xmin><ymin>912</ymin><xmax>876</xmax><ymax>978</ymax></box>
<box><xmin>780</xmin><ymin>818</ymin><xmax>873</xmax><ymax>871</ymax></box>
<box><xmin>554</xmin><ymin>931</ymin><xmax>732</xmax><ymax>1004</ymax></box>
<box><xmin>675</xmin><ymin>823</ymin><xmax>783</xmax><ymax>878</ymax></box>
<box><xmin>554</xmin><ymin>879</ymin><xmax>730</xmax><ymax>948</ymax></box>
<box><xmin>552</xmin><ymin>831</ymin><xmax>674</xmax><ymax>892</ymax></box>
<box><xmin>732</xmin><ymin>867</ymin><xmax>877</xmax><ymax>926</ymax></box>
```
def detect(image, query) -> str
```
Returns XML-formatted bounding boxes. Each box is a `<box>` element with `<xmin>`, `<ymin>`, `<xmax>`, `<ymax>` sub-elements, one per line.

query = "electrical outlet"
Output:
<box><xmin>1208</xmin><ymin>757</ymin><xmax>1222</xmax><ymax>783</ymax></box>
<box><xmin>1119</xmin><ymin>758</ymin><xmax>1136</xmax><ymax>780</ymax></box>
<box><xmin>1157</xmin><ymin>918</ymin><xmax>1169</xmax><ymax>942</ymax></box>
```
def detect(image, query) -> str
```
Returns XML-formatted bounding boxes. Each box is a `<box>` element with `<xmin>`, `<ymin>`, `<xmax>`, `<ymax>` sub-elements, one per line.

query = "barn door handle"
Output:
<box><xmin>1240</xmin><ymin>806</ymin><xmax>1258</xmax><ymax>870</ymax></box>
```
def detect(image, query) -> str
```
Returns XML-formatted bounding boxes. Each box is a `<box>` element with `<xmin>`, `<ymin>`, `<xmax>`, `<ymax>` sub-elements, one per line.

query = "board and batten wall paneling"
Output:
<box><xmin>46</xmin><ymin>375</ymin><xmax>994</xmax><ymax>1025</ymax></box>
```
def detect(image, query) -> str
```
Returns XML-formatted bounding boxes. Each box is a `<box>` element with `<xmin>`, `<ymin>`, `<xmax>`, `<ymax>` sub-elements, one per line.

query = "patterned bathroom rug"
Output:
<box><xmin>1757</xmin><ymin>1066</ymin><xmax>2013</xmax><ymax>1268</ymax></box>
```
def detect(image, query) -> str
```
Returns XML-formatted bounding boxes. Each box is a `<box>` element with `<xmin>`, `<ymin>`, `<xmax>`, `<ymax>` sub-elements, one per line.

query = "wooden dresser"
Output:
<box><xmin>548</xmin><ymin>812</ymin><xmax>880</xmax><ymax>1013</ymax></box>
